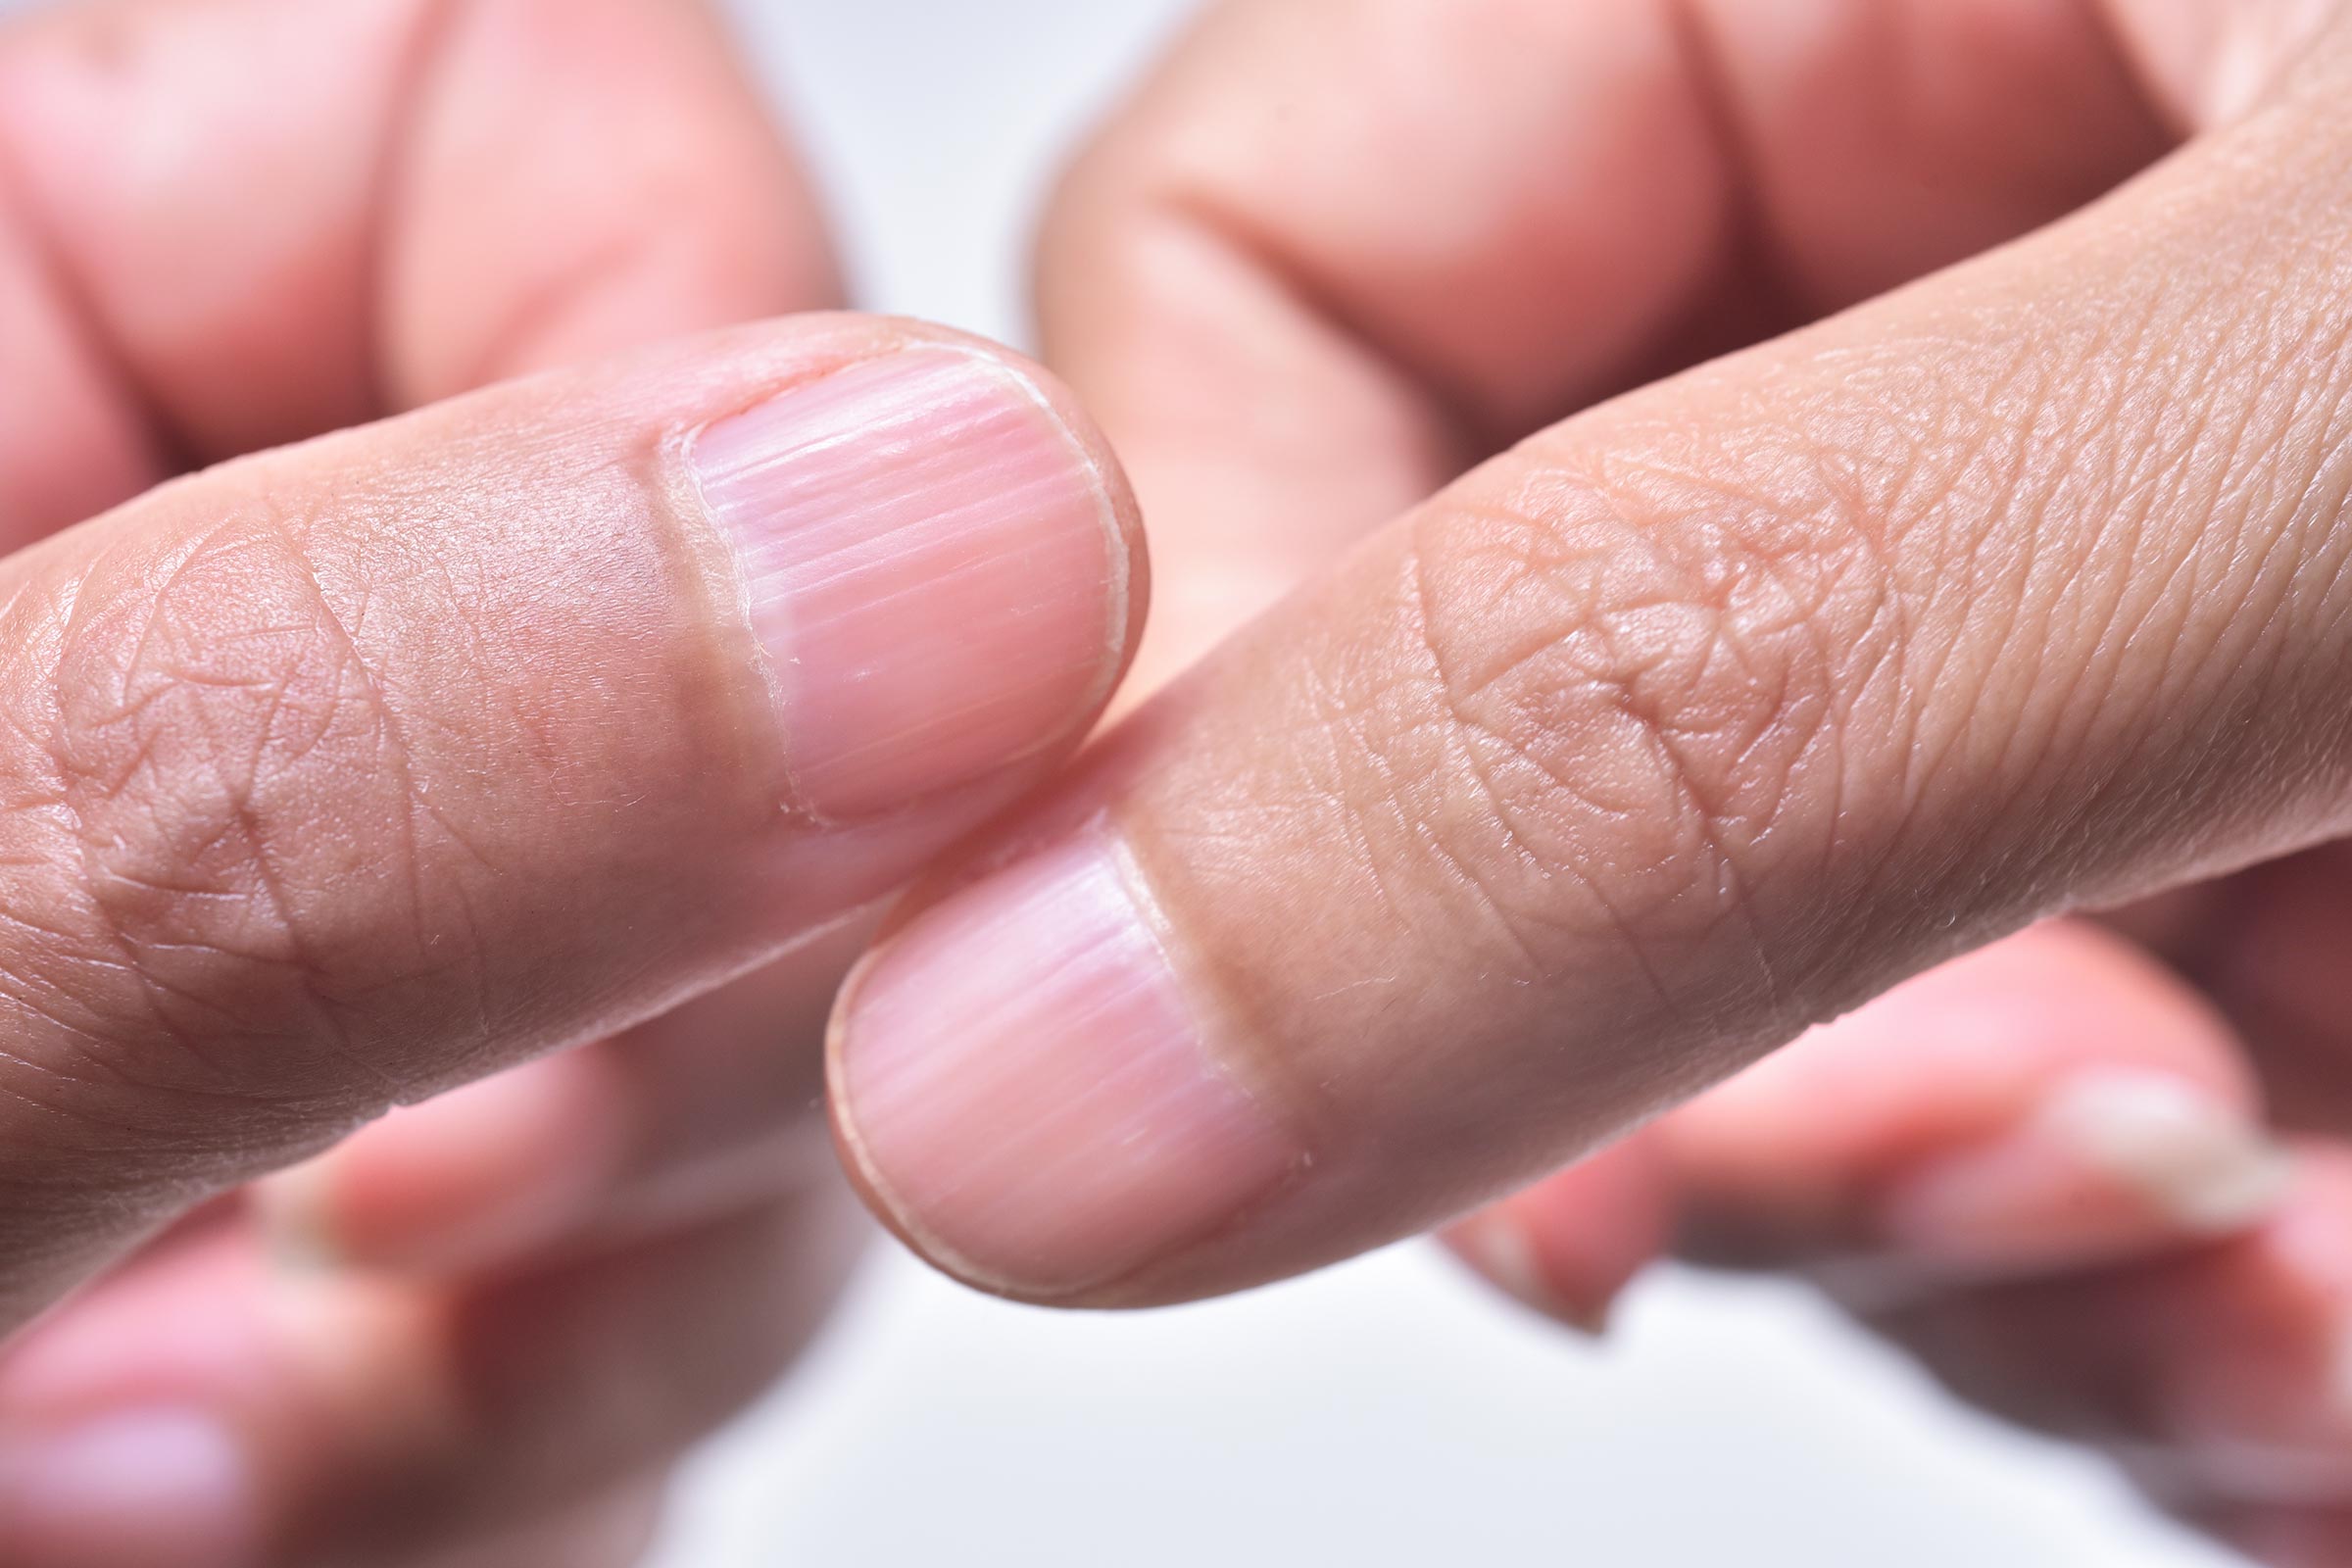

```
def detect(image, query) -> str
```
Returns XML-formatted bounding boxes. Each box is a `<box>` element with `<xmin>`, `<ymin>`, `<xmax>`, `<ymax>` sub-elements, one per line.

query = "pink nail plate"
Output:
<box><xmin>694</xmin><ymin>347</ymin><xmax>1128</xmax><ymax>819</ymax></box>
<box><xmin>831</xmin><ymin>834</ymin><xmax>1298</xmax><ymax>1298</ymax></box>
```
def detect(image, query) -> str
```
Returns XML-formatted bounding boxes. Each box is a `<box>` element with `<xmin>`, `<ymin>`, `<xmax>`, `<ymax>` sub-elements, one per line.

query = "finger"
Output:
<box><xmin>1039</xmin><ymin>0</ymin><xmax>2201</xmax><ymax>693</ymax></box>
<box><xmin>2161</xmin><ymin>841</ymin><xmax>2352</xmax><ymax>1137</ymax></box>
<box><xmin>1665</xmin><ymin>922</ymin><xmax>2284</xmax><ymax>1278</ymax></box>
<box><xmin>0</xmin><ymin>0</ymin><xmax>833</xmax><ymax>543</ymax></box>
<box><xmin>256</xmin><ymin>913</ymin><xmax>871</xmax><ymax>1273</ymax></box>
<box><xmin>2186</xmin><ymin>1501</ymin><xmax>2352</xmax><ymax>1568</ymax></box>
<box><xmin>417</xmin><ymin>1480</ymin><xmax>665</xmax><ymax>1568</ymax></box>
<box><xmin>829</xmin><ymin>15</ymin><xmax>2352</xmax><ymax>1305</ymax></box>
<box><xmin>1874</xmin><ymin>1148</ymin><xmax>2352</xmax><ymax>1507</ymax></box>
<box><xmin>1446</xmin><ymin>923</ymin><xmax>2284</xmax><ymax>1329</ymax></box>
<box><xmin>402</xmin><ymin>1476</ymin><xmax>666</xmax><ymax>1568</ymax></box>
<box><xmin>0</xmin><ymin>1192</ymin><xmax>857</xmax><ymax>1565</ymax></box>
<box><xmin>1440</xmin><ymin>1131</ymin><xmax>1674</xmax><ymax>1333</ymax></box>
<box><xmin>0</xmin><ymin>317</ymin><xmax>1141</xmax><ymax>1332</ymax></box>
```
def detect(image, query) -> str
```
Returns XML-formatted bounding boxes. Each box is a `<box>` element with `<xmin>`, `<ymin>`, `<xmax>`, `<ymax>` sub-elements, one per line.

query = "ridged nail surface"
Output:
<box><xmin>696</xmin><ymin>347</ymin><xmax>1126</xmax><ymax>818</ymax></box>
<box><xmin>833</xmin><ymin>834</ymin><xmax>1296</xmax><ymax>1297</ymax></box>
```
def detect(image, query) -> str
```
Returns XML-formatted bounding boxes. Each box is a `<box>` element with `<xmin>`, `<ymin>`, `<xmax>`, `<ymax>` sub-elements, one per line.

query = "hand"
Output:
<box><xmin>820</xmin><ymin>3</ymin><xmax>2352</xmax><ymax>1561</ymax></box>
<box><xmin>0</xmin><ymin>4</ymin><xmax>1142</xmax><ymax>1564</ymax></box>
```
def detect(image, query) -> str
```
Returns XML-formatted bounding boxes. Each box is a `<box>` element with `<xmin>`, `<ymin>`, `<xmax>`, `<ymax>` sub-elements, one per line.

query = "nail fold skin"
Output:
<box><xmin>693</xmin><ymin>346</ymin><xmax>1129</xmax><ymax>822</ymax></box>
<box><xmin>831</xmin><ymin>831</ymin><xmax>1300</xmax><ymax>1299</ymax></box>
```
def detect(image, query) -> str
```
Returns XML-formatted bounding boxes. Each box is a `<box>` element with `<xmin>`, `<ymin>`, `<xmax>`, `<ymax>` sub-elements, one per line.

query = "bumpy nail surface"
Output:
<box><xmin>831</xmin><ymin>834</ymin><xmax>1297</xmax><ymax>1297</ymax></box>
<box><xmin>1882</xmin><ymin>1069</ymin><xmax>2290</xmax><ymax>1267</ymax></box>
<box><xmin>695</xmin><ymin>347</ymin><xmax>1127</xmax><ymax>818</ymax></box>
<box><xmin>0</xmin><ymin>1409</ymin><xmax>260</xmax><ymax>1568</ymax></box>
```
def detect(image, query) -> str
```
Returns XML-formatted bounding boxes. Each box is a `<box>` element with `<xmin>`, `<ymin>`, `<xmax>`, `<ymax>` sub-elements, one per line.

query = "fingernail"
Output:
<box><xmin>829</xmin><ymin>833</ymin><xmax>1298</xmax><ymax>1298</ymax></box>
<box><xmin>1443</xmin><ymin>1215</ymin><xmax>1611</xmax><ymax>1337</ymax></box>
<box><xmin>250</xmin><ymin>1152</ymin><xmax>344</xmax><ymax>1273</ymax></box>
<box><xmin>0</xmin><ymin>1409</ymin><xmax>261</xmax><ymax>1568</ymax></box>
<box><xmin>695</xmin><ymin>346</ymin><xmax>1129</xmax><ymax>820</ymax></box>
<box><xmin>1882</xmin><ymin>1069</ymin><xmax>2290</xmax><ymax>1268</ymax></box>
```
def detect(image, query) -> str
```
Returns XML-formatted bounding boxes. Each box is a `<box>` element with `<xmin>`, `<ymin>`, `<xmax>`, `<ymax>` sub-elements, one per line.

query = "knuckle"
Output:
<box><xmin>1</xmin><ymin>501</ymin><xmax>463</xmax><ymax>1115</ymax></box>
<box><xmin>1370</xmin><ymin>431</ymin><xmax>1910</xmax><ymax>988</ymax></box>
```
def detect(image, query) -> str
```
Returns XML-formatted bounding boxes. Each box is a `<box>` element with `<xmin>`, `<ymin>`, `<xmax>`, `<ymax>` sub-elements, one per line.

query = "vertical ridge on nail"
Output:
<box><xmin>694</xmin><ymin>347</ymin><xmax>1126</xmax><ymax>819</ymax></box>
<box><xmin>832</xmin><ymin>833</ymin><xmax>1297</xmax><ymax>1298</ymax></box>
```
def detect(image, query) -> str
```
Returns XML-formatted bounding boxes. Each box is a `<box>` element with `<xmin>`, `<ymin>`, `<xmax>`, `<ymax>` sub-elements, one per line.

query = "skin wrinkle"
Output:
<box><xmin>1398</xmin><ymin>539</ymin><xmax>1564</xmax><ymax>981</ymax></box>
<box><xmin>265</xmin><ymin>494</ymin><xmax>508</xmax><ymax>1076</ymax></box>
<box><xmin>1283</xmin><ymin>648</ymin><xmax>1483</xmax><ymax>1027</ymax></box>
<box><xmin>0</xmin><ymin>364</ymin><xmax>780</xmax><ymax>1175</ymax></box>
<box><xmin>1843</xmin><ymin>240</ymin><xmax>2285</xmax><ymax>926</ymax></box>
<box><xmin>2109</xmin><ymin>367</ymin><xmax>2264</xmax><ymax>727</ymax></box>
<box><xmin>0</xmin><ymin>943</ymin><xmax>344</xmax><ymax>1199</ymax></box>
<box><xmin>1294</xmin><ymin>658</ymin><xmax>1432</xmax><ymax>961</ymax></box>
<box><xmin>1138</xmin><ymin>646</ymin><xmax>1467</xmax><ymax>1146</ymax></box>
<box><xmin>1399</xmin><ymin>247</ymin><xmax>2334</xmax><ymax>1052</ymax></box>
<box><xmin>2129</xmin><ymin>281</ymin><xmax>2352</xmax><ymax>865</ymax></box>
<box><xmin>1965</xmin><ymin>366</ymin><xmax>2119</xmax><ymax>817</ymax></box>
<box><xmin>1619</xmin><ymin>534</ymin><xmax>1842</xmax><ymax>1029</ymax></box>
<box><xmin>39</xmin><ymin>506</ymin><xmax>433</xmax><ymax>1119</ymax></box>
<box><xmin>1742</xmin><ymin>411</ymin><xmax>1917</xmax><ymax>914</ymax></box>
<box><xmin>1674</xmin><ymin>544</ymin><xmax>1851</xmax><ymax>1011</ymax></box>
<box><xmin>1397</xmin><ymin>468</ymin><xmax>1832</xmax><ymax>1024</ymax></box>
<box><xmin>1778</xmin><ymin>310</ymin><xmax>2164</xmax><ymax>893</ymax></box>
<box><xmin>0</xmin><ymin>575</ymin><xmax>232</xmax><ymax>1111</ymax></box>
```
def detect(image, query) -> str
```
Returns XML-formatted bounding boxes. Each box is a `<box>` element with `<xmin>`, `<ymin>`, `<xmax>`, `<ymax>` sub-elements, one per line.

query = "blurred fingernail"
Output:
<box><xmin>829</xmin><ymin>833</ymin><xmax>1298</xmax><ymax>1298</ymax></box>
<box><xmin>1882</xmin><ymin>1069</ymin><xmax>2289</xmax><ymax>1268</ymax></box>
<box><xmin>251</xmin><ymin>1152</ymin><xmax>344</xmax><ymax>1273</ymax></box>
<box><xmin>695</xmin><ymin>346</ymin><xmax>1129</xmax><ymax>820</ymax></box>
<box><xmin>0</xmin><ymin>1409</ymin><xmax>260</xmax><ymax>1568</ymax></box>
<box><xmin>1443</xmin><ymin>1214</ymin><xmax>1611</xmax><ymax>1336</ymax></box>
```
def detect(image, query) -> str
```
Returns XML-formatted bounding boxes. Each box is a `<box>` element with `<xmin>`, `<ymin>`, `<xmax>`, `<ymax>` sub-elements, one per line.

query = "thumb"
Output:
<box><xmin>0</xmin><ymin>316</ymin><xmax>1140</xmax><ymax>1333</ymax></box>
<box><xmin>827</xmin><ymin>24</ymin><xmax>2352</xmax><ymax>1305</ymax></box>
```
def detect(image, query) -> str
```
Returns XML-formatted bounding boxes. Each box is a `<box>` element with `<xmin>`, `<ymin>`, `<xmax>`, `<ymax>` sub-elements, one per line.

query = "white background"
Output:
<box><xmin>0</xmin><ymin>1</ymin><xmax>2249</xmax><ymax>1563</ymax></box>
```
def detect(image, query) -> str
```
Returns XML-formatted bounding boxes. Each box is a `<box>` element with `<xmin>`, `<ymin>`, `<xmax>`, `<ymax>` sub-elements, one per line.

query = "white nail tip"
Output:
<box><xmin>2037</xmin><ymin>1070</ymin><xmax>2291</xmax><ymax>1234</ymax></box>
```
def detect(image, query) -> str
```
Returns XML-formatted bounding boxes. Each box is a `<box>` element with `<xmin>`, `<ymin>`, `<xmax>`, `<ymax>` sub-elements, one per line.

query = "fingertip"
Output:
<box><xmin>696</xmin><ymin>337</ymin><xmax>1145</xmax><ymax>823</ymax></box>
<box><xmin>1442</xmin><ymin>1133</ymin><xmax>1676</xmax><ymax>1336</ymax></box>
<box><xmin>826</xmin><ymin>831</ymin><xmax>1301</xmax><ymax>1302</ymax></box>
